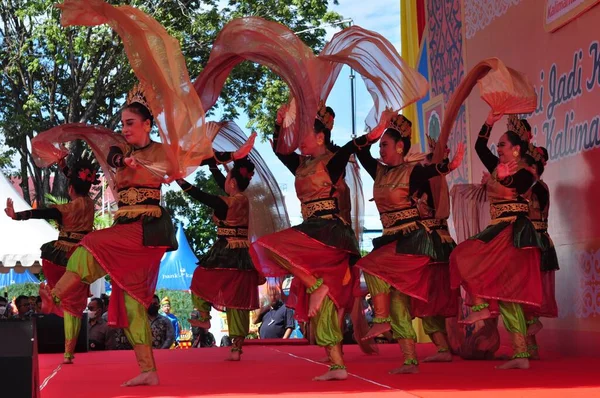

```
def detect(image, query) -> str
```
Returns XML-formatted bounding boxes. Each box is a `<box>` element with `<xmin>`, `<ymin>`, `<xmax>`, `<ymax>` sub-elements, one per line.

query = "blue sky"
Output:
<box><xmin>192</xmin><ymin>0</ymin><xmax>402</xmax><ymax>250</ymax></box>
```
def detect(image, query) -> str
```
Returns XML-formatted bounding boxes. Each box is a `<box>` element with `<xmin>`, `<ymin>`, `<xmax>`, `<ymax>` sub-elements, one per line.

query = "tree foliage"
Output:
<box><xmin>0</xmin><ymin>0</ymin><xmax>342</xmax><ymax>207</ymax></box>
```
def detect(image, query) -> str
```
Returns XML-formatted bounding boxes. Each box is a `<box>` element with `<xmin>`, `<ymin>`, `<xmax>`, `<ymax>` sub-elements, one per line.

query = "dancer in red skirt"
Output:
<box><xmin>40</xmin><ymin>84</ymin><xmax>193</xmax><ymax>386</ymax></box>
<box><xmin>176</xmin><ymin>138</ymin><xmax>265</xmax><ymax>361</ymax></box>
<box><xmin>450</xmin><ymin>111</ymin><xmax>542</xmax><ymax>370</ymax></box>
<box><xmin>251</xmin><ymin>103</ymin><xmax>389</xmax><ymax>381</ymax></box>
<box><xmin>5</xmin><ymin>153</ymin><xmax>98</xmax><ymax>363</ymax></box>
<box><xmin>521</xmin><ymin>144</ymin><xmax>558</xmax><ymax>359</ymax></box>
<box><xmin>354</xmin><ymin>114</ymin><xmax>463</xmax><ymax>374</ymax></box>
<box><xmin>411</xmin><ymin>135</ymin><xmax>460</xmax><ymax>363</ymax></box>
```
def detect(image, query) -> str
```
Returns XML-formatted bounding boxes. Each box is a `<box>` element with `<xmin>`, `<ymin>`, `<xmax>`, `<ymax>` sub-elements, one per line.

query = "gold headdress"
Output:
<box><xmin>387</xmin><ymin>114</ymin><xmax>412</xmax><ymax>138</ymax></box>
<box><xmin>527</xmin><ymin>143</ymin><xmax>547</xmax><ymax>165</ymax></box>
<box><xmin>315</xmin><ymin>100</ymin><xmax>334</xmax><ymax>131</ymax></box>
<box><xmin>160</xmin><ymin>296</ymin><xmax>171</xmax><ymax>306</ymax></box>
<box><xmin>126</xmin><ymin>82</ymin><xmax>153</xmax><ymax>117</ymax></box>
<box><xmin>507</xmin><ymin>115</ymin><xmax>531</xmax><ymax>143</ymax></box>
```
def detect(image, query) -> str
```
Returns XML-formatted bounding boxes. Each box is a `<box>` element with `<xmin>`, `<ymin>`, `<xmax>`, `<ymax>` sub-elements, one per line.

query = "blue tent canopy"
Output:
<box><xmin>156</xmin><ymin>224</ymin><xmax>198</xmax><ymax>290</ymax></box>
<box><xmin>0</xmin><ymin>269</ymin><xmax>40</xmax><ymax>288</ymax></box>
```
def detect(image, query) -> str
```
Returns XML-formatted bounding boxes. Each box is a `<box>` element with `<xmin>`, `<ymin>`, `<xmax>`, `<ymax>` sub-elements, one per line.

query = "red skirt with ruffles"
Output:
<box><xmin>449</xmin><ymin>225</ymin><xmax>542</xmax><ymax>307</ymax></box>
<box><xmin>250</xmin><ymin>228</ymin><xmax>354</xmax><ymax>321</ymax></box>
<box><xmin>191</xmin><ymin>267</ymin><xmax>263</xmax><ymax>310</ymax></box>
<box><xmin>522</xmin><ymin>271</ymin><xmax>558</xmax><ymax>318</ymax></box>
<box><xmin>355</xmin><ymin>240</ymin><xmax>431</xmax><ymax>302</ymax></box>
<box><xmin>42</xmin><ymin>259</ymin><xmax>89</xmax><ymax>318</ymax></box>
<box><xmin>80</xmin><ymin>221</ymin><xmax>166</xmax><ymax>327</ymax></box>
<box><xmin>412</xmin><ymin>262</ymin><xmax>459</xmax><ymax>318</ymax></box>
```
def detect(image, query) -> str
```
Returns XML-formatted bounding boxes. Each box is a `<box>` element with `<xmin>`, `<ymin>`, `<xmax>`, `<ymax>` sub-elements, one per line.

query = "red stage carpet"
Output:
<box><xmin>39</xmin><ymin>340</ymin><xmax>600</xmax><ymax>398</ymax></box>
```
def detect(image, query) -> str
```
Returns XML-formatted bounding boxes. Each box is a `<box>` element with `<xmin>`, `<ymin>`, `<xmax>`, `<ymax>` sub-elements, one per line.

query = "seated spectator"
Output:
<box><xmin>149</xmin><ymin>295</ymin><xmax>175</xmax><ymax>349</ymax></box>
<box><xmin>87</xmin><ymin>298</ymin><xmax>115</xmax><ymax>350</ymax></box>
<box><xmin>14</xmin><ymin>295</ymin><xmax>33</xmax><ymax>320</ymax></box>
<box><xmin>253</xmin><ymin>287</ymin><xmax>295</xmax><ymax>339</ymax></box>
<box><xmin>0</xmin><ymin>296</ymin><xmax>11</xmax><ymax>319</ymax></box>
<box><xmin>35</xmin><ymin>296</ymin><xmax>42</xmax><ymax>314</ymax></box>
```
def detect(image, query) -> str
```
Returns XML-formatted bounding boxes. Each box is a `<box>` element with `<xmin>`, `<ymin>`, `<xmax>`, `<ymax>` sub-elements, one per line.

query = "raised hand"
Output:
<box><xmin>485</xmin><ymin>110</ymin><xmax>503</xmax><ymax>126</ymax></box>
<box><xmin>449</xmin><ymin>142</ymin><xmax>465</xmax><ymax>171</ymax></box>
<box><xmin>5</xmin><ymin>198</ymin><xmax>16</xmax><ymax>219</ymax></box>
<box><xmin>234</xmin><ymin>131</ymin><xmax>257</xmax><ymax>160</ymax></box>
<box><xmin>124</xmin><ymin>157</ymin><xmax>138</xmax><ymax>169</ymax></box>
<box><xmin>496</xmin><ymin>160</ymin><xmax>519</xmax><ymax>179</ymax></box>
<box><xmin>367</xmin><ymin>109</ymin><xmax>396</xmax><ymax>143</ymax></box>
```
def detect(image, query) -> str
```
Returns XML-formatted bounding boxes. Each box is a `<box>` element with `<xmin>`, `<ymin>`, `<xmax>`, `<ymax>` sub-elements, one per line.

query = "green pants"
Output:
<box><xmin>311</xmin><ymin>296</ymin><xmax>343</xmax><ymax>347</ymax></box>
<box><xmin>63</xmin><ymin>313</ymin><xmax>81</xmax><ymax>359</ymax></box>
<box><xmin>422</xmin><ymin>316</ymin><xmax>446</xmax><ymax>335</ymax></box>
<box><xmin>498</xmin><ymin>301</ymin><xmax>527</xmax><ymax>335</ymax></box>
<box><xmin>364</xmin><ymin>272</ymin><xmax>416</xmax><ymax>340</ymax></box>
<box><xmin>192</xmin><ymin>294</ymin><xmax>250</xmax><ymax>337</ymax></box>
<box><xmin>68</xmin><ymin>247</ymin><xmax>151</xmax><ymax>346</ymax></box>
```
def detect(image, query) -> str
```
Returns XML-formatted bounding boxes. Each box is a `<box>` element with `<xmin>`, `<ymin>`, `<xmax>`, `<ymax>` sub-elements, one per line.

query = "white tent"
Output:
<box><xmin>0</xmin><ymin>172</ymin><xmax>57</xmax><ymax>274</ymax></box>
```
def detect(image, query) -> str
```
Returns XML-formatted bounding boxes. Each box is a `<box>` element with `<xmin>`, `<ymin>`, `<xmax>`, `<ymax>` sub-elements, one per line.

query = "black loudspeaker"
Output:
<box><xmin>35</xmin><ymin>313</ymin><xmax>88</xmax><ymax>354</ymax></box>
<box><xmin>0</xmin><ymin>318</ymin><xmax>40</xmax><ymax>398</ymax></box>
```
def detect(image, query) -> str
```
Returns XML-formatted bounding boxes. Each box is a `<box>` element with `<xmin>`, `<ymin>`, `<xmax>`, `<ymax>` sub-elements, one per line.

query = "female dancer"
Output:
<box><xmin>449</xmin><ymin>111</ymin><xmax>542</xmax><ymax>370</ymax></box>
<box><xmin>5</xmin><ymin>154</ymin><xmax>98</xmax><ymax>364</ymax></box>
<box><xmin>355</xmin><ymin>114</ymin><xmax>463</xmax><ymax>374</ymax></box>
<box><xmin>177</xmin><ymin>149</ymin><xmax>264</xmax><ymax>362</ymax></box>
<box><xmin>251</xmin><ymin>102</ymin><xmax>387</xmax><ymax>381</ymax></box>
<box><xmin>523</xmin><ymin>145</ymin><xmax>558</xmax><ymax>359</ymax></box>
<box><xmin>411</xmin><ymin>135</ymin><xmax>460</xmax><ymax>363</ymax></box>
<box><xmin>40</xmin><ymin>85</ymin><xmax>194</xmax><ymax>386</ymax></box>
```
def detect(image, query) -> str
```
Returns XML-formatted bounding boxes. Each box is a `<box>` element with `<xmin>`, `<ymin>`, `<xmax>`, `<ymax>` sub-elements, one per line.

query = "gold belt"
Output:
<box><xmin>420</xmin><ymin>218</ymin><xmax>447</xmax><ymax>229</ymax></box>
<box><xmin>380</xmin><ymin>208</ymin><xmax>420</xmax><ymax>228</ymax></box>
<box><xmin>217</xmin><ymin>227</ymin><xmax>249</xmax><ymax>238</ymax></box>
<box><xmin>118</xmin><ymin>187</ymin><xmax>161</xmax><ymax>206</ymax></box>
<box><xmin>490</xmin><ymin>202</ymin><xmax>529</xmax><ymax>220</ymax></box>
<box><xmin>301</xmin><ymin>199</ymin><xmax>338</xmax><ymax>220</ymax></box>
<box><xmin>531</xmin><ymin>220</ymin><xmax>548</xmax><ymax>231</ymax></box>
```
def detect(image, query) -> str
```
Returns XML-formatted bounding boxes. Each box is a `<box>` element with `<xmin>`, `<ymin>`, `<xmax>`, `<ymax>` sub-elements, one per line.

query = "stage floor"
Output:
<box><xmin>39</xmin><ymin>341</ymin><xmax>600</xmax><ymax>398</ymax></box>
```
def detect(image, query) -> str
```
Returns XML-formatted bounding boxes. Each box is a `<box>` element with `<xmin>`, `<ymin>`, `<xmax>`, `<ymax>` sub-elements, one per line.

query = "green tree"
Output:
<box><xmin>163</xmin><ymin>169</ymin><xmax>224</xmax><ymax>255</ymax></box>
<box><xmin>0</xmin><ymin>0</ymin><xmax>341</xmax><ymax>206</ymax></box>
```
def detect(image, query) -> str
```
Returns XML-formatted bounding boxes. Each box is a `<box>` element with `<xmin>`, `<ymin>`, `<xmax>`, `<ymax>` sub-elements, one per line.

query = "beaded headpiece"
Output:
<box><xmin>126</xmin><ymin>82</ymin><xmax>153</xmax><ymax>117</ymax></box>
<box><xmin>315</xmin><ymin>100</ymin><xmax>334</xmax><ymax>131</ymax></box>
<box><xmin>70</xmin><ymin>152</ymin><xmax>100</xmax><ymax>186</ymax></box>
<box><xmin>507</xmin><ymin>115</ymin><xmax>531</xmax><ymax>143</ymax></box>
<box><xmin>387</xmin><ymin>114</ymin><xmax>412</xmax><ymax>138</ymax></box>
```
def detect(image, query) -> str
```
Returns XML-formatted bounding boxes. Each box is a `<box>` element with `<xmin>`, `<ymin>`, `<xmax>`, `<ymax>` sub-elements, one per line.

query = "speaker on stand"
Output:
<box><xmin>0</xmin><ymin>318</ymin><xmax>39</xmax><ymax>398</ymax></box>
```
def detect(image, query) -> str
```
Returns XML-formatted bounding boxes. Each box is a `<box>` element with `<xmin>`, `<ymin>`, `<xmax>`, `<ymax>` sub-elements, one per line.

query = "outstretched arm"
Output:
<box><xmin>176</xmin><ymin>179</ymin><xmax>228</xmax><ymax>219</ymax></box>
<box><xmin>271</xmin><ymin>124</ymin><xmax>301</xmax><ymax>174</ymax></box>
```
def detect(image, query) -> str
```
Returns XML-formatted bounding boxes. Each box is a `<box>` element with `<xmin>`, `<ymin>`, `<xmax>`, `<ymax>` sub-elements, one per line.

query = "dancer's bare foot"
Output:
<box><xmin>389</xmin><ymin>364</ymin><xmax>419</xmax><ymax>374</ymax></box>
<box><xmin>361</xmin><ymin>322</ymin><xmax>391</xmax><ymax>341</ymax></box>
<box><xmin>459</xmin><ymin>308</ymin><xmax>492</xmax><ymax>324</ymax></box>
<box><xmin>121</xmin><ymin>371</ymin><xmax>159</xmax><ymax>387</ymax></box>
<box><xmin>495</xmin><ymin>358</ymin><xmax>529</xmax><ymax>370</ymax></box>
<box><xmin>188</xmin><ymin>318</ymin><xmax>210</xmax><ymax>330</ymax></box>
<box><xmin>527</xmin><ymin>320</ymin><xmax>543</xmax><ymax>336</ymax></box>
<box><xmin>312</xmin><ymin>368</ymin><xmax>348</xmax><ymax>381</ymax></box>
<box><xmin>422</xmin><ymin>351</ymin><xmax>452</xmax><ymax>362</ymax></box>
<box><xmin>63</xmin><ymin>358</ymin><xmax>73</xmax><ymax>365</ymax></box>
<box><xmin>308</xmin><ymin>284</ymin><xmax>329</xmax><ymax>318</ymax></box>
<box><xmin>225</xmin><ymin>351</ymin><xmax>241</xmax><ymax>361</ymax></box>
